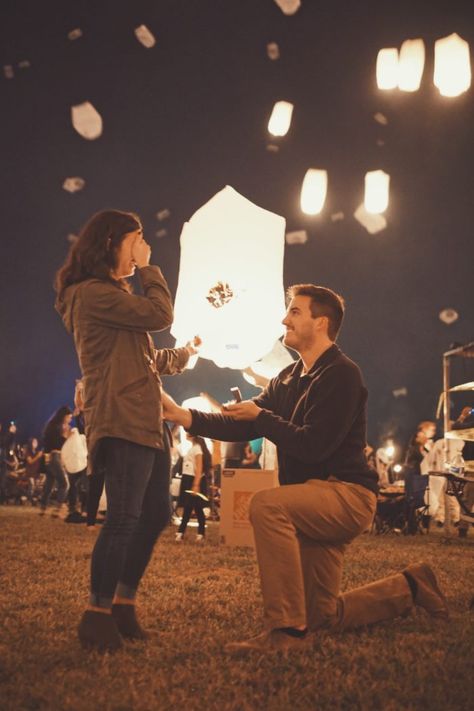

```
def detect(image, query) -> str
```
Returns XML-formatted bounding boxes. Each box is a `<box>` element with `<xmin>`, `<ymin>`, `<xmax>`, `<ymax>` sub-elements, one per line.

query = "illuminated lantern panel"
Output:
<box><xmin>300</xmin><ymin>169</ymin><xmax>328</xmax><ymax>215</ymax></box>
<box><xmin>376</xmin><ymin>48</ymin><xmax>399</xmax><ymax>90</ymax></box>
<box><xmin>364</xmin><ymin>170</ymin><xmax>390</xmax><ymax>214</ymax></box>
<box><xmin>172</xmin><ymin>186</ymin><xmax>286</xmax><ymax>370</ymax></box>
<box><xmin>398</xmin><ymin>38</ymin><xmax>425</xmax><ymax>92</ymax></box>
<box><xmin>434</xmin><ymin>33</ymin><xmax>471</xmax><ymax>97</ymax></box>
<box><xmin>268</xmin><ymin>101</ymin><xmax>294</xmax><ymax>137</ymax></box>
<box><xmin>243</xmin><ymin>339</ymin><xmax>294</xmax><ymax>386</ymax></box>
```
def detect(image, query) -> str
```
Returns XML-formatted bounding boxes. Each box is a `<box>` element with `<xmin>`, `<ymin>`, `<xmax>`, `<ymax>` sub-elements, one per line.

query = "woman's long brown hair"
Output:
<box><xmin>54</xmin><ymin>209</ymin><xmax>141</xmax><ymax>297</ymax></box>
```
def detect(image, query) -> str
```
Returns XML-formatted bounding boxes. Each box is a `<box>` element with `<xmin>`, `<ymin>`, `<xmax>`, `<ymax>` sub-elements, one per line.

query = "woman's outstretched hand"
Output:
<box><xmin>161</xmin><ymin>390</ymin><xmax>192</xmax><ymax>429</ymax></box>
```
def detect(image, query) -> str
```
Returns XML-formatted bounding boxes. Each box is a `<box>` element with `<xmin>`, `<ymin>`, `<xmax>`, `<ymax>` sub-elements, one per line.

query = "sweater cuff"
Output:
<box><xmin>138</xmin><ymin>265</ymin><xmax>167</xmax><ymax>287</ymax></box>
<box><xmin>253</xmin><ymin>409</ymin><xmax>273</xmax><ymax>436</ymax></box>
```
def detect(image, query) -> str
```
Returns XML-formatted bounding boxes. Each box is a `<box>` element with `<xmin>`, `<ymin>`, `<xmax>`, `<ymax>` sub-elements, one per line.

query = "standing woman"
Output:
<box><xmin>25</xmin><ymin>437</ymin><xmax>43</xmax><ymax>504</ymax></box>
<box><xmin>39</xmin><ymin>407</ymin><xmax>72</xmax><ymax>516</ymax></box>
<box><xmin>404</xmin><ymin>428</ymin><xmax>430</xmax><ymax>535</ymax></box>
<box><xmin>176</xmin><ymin>434</ymin><xmax>212</xmax><ymax>542</ymax></box>
<box><xmin>55</xmin><ymin>209</ymin><xmax>192</xmax><ymax>652</ymax></box>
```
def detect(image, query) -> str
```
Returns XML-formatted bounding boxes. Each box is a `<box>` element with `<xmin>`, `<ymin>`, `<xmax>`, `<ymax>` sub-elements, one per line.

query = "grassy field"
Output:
<box><xmin>1</xmin><ymin>507</ymin><xmax>473</xmax><ymax>711</ymax></box>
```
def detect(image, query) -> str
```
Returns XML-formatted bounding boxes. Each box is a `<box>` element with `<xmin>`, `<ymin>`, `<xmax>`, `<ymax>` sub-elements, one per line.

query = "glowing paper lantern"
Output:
<box><xmin>134</xmin><ymin>25</ymin><xmax>156</xmax><ymax>49</ymax></box>
<box><xmin>364</xmin><ymin>170</ymin><xmax>390</xmax><ymax>214</ymax></box>
<box><xmin>353</xmin><ymin>203</ymin><xmax>387</xmax><ymax>235</ymax></box>
<box><xmin>62</xmin><ymin>177</ymin><xmax>85</xmax><ymax>193</ymax></box>
<box><xmin>398</xmin><ymin>39</ymin><xmax>425</xmax><ymax>92</ymax></box>
<box><xmin>434</xmin><ymin>33</ymin><xmax>471</xmax><ymax>97</ymax></box>
<box><xmin>71</xmin><ymin>102</ymin><xmax>103</xmax><ymax>140</ymax></box>
<box><xmin>274</xmin><ymin>0</ymin><xmax>301</xmax><ymax>15</ymax></box>
<box><xmin>268</xmin><ymin>101</ymin><xmax>294</xmax><ymax>137</ymax></box>
<box><xmin>172</xmin><ymin>186</ymin><xmax>286</xmax><ymax>370</ymax></box>
<box><xmin>376</xmin><ymin>48</ymin><xmax>399</xmax><ymax>90</ymax></box>
<box><xmin>439</xmin><ymin>308</ymin><xmax>459</xmax><ymax>325</ymax></box>
<box><xmin>285</xmin><ymin>230</ymin><xmax>307</xmax><ymax>245</ymax></box>
<box><xmin>300</xmin><ymin>169</ymin><xmax>328</xmax><ymax>215</ymax></box>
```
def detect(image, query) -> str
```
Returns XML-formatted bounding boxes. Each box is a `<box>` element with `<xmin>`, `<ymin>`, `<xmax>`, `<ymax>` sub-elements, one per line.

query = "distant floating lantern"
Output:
<box><xmin>434</xmin><ymin>33</ymin><xmax>471</xmax><ymax>97</ymax></box>
<box><xmin>376</xmin><ymin>48</ymin><xmax>399</xmax><ymax>90</ymax></box>
<box><xmin>398</xmin><ymin>38</ymin><xmax>425</xmax><ymax>92</ymax></box>
<box><xmin>268</xmin><ymin>101</ymin><xmax>294</xmax><ymax>137</ymax></box>
<box><xmin>353</xmin><ymin>203</ymin><xmax>387</xmax><ymax>235</ymax></box>
<box><xmin>300</xmin><ymin>169</ymin><xmax>328</xmax><ymax>215</ymax></box>
<box><xmin>364</xmin><ymin>170</ymin><xmax>390</xmax><ymax>214</ymax></box>
<box><xmin>71</xmin><ymin>101</ymin><xmax>103</xmax><ymax>140</ymax></box>
<box><xmin>274</xmin><ymin>0</ymin><xmax>301</xmax><ymax>15</ymax></box>
<box><xmin>172</xmin><ymin>186</ymin><xmax>286</xmax><ymax>370</ymax></box>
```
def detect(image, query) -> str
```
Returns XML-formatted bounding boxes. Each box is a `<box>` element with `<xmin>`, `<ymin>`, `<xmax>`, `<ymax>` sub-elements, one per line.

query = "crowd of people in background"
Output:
<box><xmin>0</xmin><ymin>400</ymin><xmax>269</xmax><ymax>538</ymax></box>
<box><xmin>2</xmin><ymin>406</ymin><xmax>473</xmax><ymax>542</ymax></box>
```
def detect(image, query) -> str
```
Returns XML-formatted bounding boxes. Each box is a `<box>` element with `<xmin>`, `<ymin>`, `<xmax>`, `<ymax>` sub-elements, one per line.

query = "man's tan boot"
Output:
<box><xmin>402</xmin><ymin>563</ymin><xmax>449</xmax><ymax>619</ymax></box>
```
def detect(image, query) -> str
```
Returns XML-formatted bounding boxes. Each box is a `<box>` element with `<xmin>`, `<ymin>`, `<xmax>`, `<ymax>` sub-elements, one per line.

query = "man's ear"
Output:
<box><xmin>315</xmin><ymin>315</ymin><xmax>329</xmax><ymax>332</ymax></box>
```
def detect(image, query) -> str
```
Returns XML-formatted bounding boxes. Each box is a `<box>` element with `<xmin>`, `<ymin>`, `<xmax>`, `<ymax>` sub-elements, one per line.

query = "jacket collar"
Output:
<box><xmin>280</xmin><ymin>343</ymin><xmax>340</xmax><ymax>385</ymax></box>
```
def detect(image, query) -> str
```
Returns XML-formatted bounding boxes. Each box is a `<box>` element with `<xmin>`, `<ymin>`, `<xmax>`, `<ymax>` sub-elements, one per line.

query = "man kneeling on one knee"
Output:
<box><xmin>163</xmin><ymin>284</ymin><xmax>448</xmax><ymax>654</ymax></box>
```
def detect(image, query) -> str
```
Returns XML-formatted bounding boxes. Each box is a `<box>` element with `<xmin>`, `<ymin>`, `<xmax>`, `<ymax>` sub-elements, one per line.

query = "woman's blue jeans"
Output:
<box><xmin>90</xmin><ymin>436</ymin><xmax>171</xmax><ymax>608</ymax></box>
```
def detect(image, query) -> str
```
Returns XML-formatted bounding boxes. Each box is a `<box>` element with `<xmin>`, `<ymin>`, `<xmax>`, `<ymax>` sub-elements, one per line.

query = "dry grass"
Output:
<box><xmin>1</xmin><ymin>507</ymin><xmax>473</xmax><ymax>711</ymax></box>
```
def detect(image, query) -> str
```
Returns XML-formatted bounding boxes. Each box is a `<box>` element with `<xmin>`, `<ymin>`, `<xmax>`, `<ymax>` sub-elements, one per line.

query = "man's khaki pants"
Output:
<box><xmin>249</xmin><ymin>478</ymin><xmax>413</xmax><ymax>631</ymax></box>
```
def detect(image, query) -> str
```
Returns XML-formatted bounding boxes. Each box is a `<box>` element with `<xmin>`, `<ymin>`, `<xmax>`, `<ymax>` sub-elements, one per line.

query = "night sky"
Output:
<box><xmin>1</xmin><ymin>0</ymin><xmax>473</xmax><ymax>450</ymax></box>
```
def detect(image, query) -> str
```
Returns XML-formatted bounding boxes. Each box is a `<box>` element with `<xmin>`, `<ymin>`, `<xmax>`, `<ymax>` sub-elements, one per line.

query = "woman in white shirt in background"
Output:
<box><xmin>176</xmin><ymin>434</ymin><xmax>212</xmax><ymax>543</ymax></box>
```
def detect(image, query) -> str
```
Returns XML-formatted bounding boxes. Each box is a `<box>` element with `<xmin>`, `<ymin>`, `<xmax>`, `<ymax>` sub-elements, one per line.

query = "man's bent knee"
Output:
<box><xmin>249</xmin><ymin>487</ymin><xmax>280</xmax><ymax>525</ymax></box>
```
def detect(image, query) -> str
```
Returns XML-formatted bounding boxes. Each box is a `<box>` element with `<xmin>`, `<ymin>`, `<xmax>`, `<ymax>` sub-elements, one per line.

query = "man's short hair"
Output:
<box><xmin>287</xmin><ymin>284</ymin><xmax>345</xmax><ymax>341</ymax></box>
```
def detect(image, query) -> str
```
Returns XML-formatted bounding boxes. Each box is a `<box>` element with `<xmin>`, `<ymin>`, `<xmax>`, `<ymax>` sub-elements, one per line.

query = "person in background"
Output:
<box><xmin>454</xmin><ymin>407</ymin><xmax>474</xmax><ymax>539</ymax></box>
<box><xmin>176</xmin><ymin>434</ymin><xmax>212</xmax><ymax>542</ymax></box>
<box><xmin>0</xmin><ymin>423</ymin><xmax>7</xmax><ymax>504</ymax></box>
<box><xmin>62</xmin><ymin>424</ymin><xmax>89</xmax><ymax>523</ymax></box>
<box><xmin>4</xmin><ymin>421</ymin><xmax>18</xmax><ymax>454</ymax></box>
<box><xmin>74</xmin><ymin>378</ymin><xmax>105</xmax><ymax>530</ymax></box>
<box><xmin>364</xmin><ymin>445</ymin><xmax>377</xmax><ymax>472</ymax></box>
<box><xmin>417</xmin><ymin>421</ymin><xmax>436</xmax><ymax>452</ymax></box>
<box><xmin>25</xmin><ymin>437</ymin><xmax>43</xmax><ymax>505</ymax></box>
<box><xmin>40</xmin><ymin>407</ymin><xmax>72</xmax><ymax>517</ymax></box>
<box><xmin>241</xmin><ymin>440</ymin><xmax>261</xmax><ymax>469</ymax></box>
<box><xmin>422</xmin><ymin>421</ymin><xmax>462</xmax><ymax>532</ymax></box>
<box><xmin>221</xmin><ymin>440</ymin><xmax>249</xmax><ymax>468</ymax></box>
<box><xmin>404</xmin><ymin>426</ymin><xmax>431</xmax><ymax>534</ymax></box>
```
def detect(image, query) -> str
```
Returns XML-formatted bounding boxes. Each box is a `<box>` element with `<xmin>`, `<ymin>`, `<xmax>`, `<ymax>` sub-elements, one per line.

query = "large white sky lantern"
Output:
<box><xmin>171</xmin><ymin>186</ymin><xmax>286</xmax><ymax>370</ymax></box>
<box><xmin>268</xmin><ymin>101</ymin><xmax>294</xmax><ymax>137</ymax></box>
<box><xmin>376</xmin><ymin>48</ymin><xmax>399</xmax><ymax>90</ymax></box>
<box><xmin>398</xmin><ymin>38</ymin><xmax>425</xmax><ymax>92</ymax></box>
<box><xmin>300</xmin><ymin>169</ymin><xmax>328</xmax><ymax>215</ymax></box>
<box><xmin>249</xmin><ymin>339</ymin><xmax>294</xmax><ymax>381</ymax></box>
<box><xmin>364</xmin><ymin>170</ymin><xmax>390</xmax><ymax>214</ymax></box>
<box><xmin>434</xmin><ymin>33</ymin><xmax>471</xmax><ymax>97</ymax></box>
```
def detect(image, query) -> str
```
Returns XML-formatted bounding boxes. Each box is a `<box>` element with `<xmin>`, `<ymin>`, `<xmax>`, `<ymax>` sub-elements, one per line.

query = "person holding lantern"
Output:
<box><xmin>162</xmin><ymin>283</ymin><xmax>449</xmax><ymax>655</ymax></box>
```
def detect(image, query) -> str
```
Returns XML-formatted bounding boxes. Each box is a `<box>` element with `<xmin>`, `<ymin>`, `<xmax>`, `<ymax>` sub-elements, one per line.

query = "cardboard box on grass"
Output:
<box><xmin>219</xmin><ymin>468</ymin><xmax>279</xmax><ymax>547</ymax></box>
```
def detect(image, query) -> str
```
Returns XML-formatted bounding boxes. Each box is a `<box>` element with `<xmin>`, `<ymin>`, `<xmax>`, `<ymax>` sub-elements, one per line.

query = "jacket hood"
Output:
<box><xmin>55</xmin><ymin>282</ymin><xmax>83</xmax><ymax>334</ymax></box>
